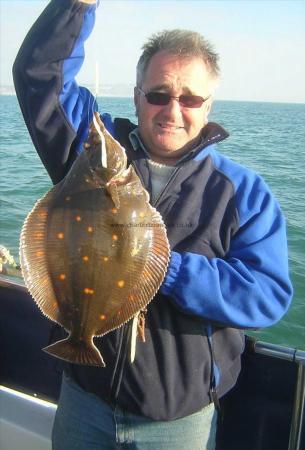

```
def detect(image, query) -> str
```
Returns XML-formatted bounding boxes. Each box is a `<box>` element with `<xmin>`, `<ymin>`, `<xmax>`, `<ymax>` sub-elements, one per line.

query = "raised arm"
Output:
<box><xmin>13</xmin><ymin>0</ymin><xmax>98</xmax><ymax>184</ymax></box>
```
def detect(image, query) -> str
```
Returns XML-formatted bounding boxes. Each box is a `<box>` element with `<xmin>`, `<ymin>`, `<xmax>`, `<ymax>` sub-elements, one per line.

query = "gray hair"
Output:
<box><xmin>136</xmin><ymin>29</ymin><xmax>220</xmax><ymax>88</ymax></box>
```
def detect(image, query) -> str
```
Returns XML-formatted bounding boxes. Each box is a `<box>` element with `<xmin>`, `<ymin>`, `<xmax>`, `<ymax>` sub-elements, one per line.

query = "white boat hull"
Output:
<box><xmin>0</xmin><ymin>386</ymin><xmax>56</xmax><ymax>450</ymax></box>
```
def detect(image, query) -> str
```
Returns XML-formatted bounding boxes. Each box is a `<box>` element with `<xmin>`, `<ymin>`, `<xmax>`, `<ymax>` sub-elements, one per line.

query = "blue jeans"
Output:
<box><xmin>52</xmin><ymin>374</ymin><xmax>217</xmax><ymax>450</ymax></box>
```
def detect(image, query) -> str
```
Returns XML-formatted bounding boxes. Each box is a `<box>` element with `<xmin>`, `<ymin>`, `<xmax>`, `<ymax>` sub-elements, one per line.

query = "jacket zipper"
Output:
<box><xmin>108</xmin><ymin>325</ymin><xmax>125</xmax><ymax>401</ymax></box>
<box><xmin>150</xmin><ymin>137</ymin><xmax>226</xmax><ymax>208</ymax></box>
<box><xmin>132</xmin><ymin>158</ymin><xmax>182</xmax><ymax>209</ymax></box>
<box><xmin>109</xmin><ymin>323</ymin><xmax>132</xmax><ymax>402</ymax></box>
<box><xmin>152</xmin><ymin>166</ymin><xmax>181</xmax><ymax>208</ymax></box>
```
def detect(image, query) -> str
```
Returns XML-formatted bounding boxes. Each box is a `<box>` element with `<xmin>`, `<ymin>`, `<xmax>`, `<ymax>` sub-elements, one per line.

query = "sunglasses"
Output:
<box><xmin>138</xmin><ymin>87</ymin><xmax>210</xmax><ymax>108</ymax></box>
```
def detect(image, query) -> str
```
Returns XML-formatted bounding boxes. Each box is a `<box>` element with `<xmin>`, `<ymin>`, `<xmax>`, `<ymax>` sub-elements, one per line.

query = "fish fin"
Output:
<box><xmin>96</xmin><ymin>208</ymin><xmax>170</xmax><ymax>336</ymax></box>
<box><xmin>43</xmin><ymin>336</ymin><xmax>105</xmax><ymax>367</ymax></box>
<box><xmin>19</xmin><ymin>187</ymin><xmax>68</xmax><ymax>329</ymax></box>
<box><xmin>124</xmin><ymin>214</ymin><xmax>170</xmax><ymax>319</ymax></box>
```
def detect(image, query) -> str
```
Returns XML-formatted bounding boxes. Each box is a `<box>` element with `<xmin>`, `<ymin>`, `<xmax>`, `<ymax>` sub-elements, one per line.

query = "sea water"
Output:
<box><xmin>0</xmin><ymin>95</ymin><xmax>304</xmax><ymax>350</ymax></box>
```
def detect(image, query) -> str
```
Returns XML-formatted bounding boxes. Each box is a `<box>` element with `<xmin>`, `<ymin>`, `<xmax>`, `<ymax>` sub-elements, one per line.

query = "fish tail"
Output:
<box><xmin>43</xmin><ymin>337</ymin><xmax>105</xmax><ymax>367</ymax></box>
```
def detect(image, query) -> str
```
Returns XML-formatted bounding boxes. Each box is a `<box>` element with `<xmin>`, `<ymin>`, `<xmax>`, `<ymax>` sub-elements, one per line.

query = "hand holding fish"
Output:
<box><xmin>20</xmin><ymin>114</ymin><xmax>170</xmax><ymax>367</ymax></box>
<box><xmin>0</xmin><ymin>245</ymin><xmax>22</xmax><ymax>277</ymax></box>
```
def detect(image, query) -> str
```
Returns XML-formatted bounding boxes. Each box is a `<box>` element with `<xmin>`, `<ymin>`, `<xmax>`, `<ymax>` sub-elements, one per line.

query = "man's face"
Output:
<box><xmin>134</xmin><ymin>50</ymin><xmax>214</xmax><ymax>164</ymax></box>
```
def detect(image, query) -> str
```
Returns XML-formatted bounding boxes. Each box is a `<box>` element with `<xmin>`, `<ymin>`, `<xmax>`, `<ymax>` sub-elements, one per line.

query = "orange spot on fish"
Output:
<box><xmin>36</xmin><ymin>251</ymin><xmax>44</xmax><ymax>257</ymax></box>
<box><xmin>112</xmin><ymin>234</ymin><xmax>118</xmax><ymax>241</ymax></box>
<box><xmin>75</xmin><ymin>216</ymin><xmax>82</xmax><ymax>222</ymax></box>
<box><xmin>87</xmin><ymin>226</ymin><xmax>93</xmax><ymax>233</ymax></box>
<box><xmin>111</xmin><ymin>208</ymin><xmax>118</xmax><ymax>214</ymax></box>
<box><xmin>103</xmin><ymin>256</ymin><xmax>109</xmax><ymax>262</ymax></box>
<box><xmin>117</xmin><ymin>280</ymin><xmax>125</xmax><ymax>288</ymax></box>
<box><xmin>128</xmin><ymin>294</ymin><xmax>135</xmax><ymax>302</ymax></box>
<box><xmin>35</xmin><ymin>232</ymin><xmax>44</xmax><ymax>238</ymax></box>
<box><xmin>139</xmin><ymin>212</ymin><xmax>145</xmax><ymax>218</ymax></box>
<box><xmin>59</xmin><ymin>274</ymin><xmax>66</xmax><ymax>280</ymax></box>
<box><xmin>82</xmin><ymin>256</ymin><xmax>89</xmax><ymax>262</ymax></box>
<box><xmin>84</xmin><ymin>288</ymin><xmax>94</xmax><ymax>295</ymax></box>
<box><xmin>57</xmin><ymin>232</ymin><xmax>64</xmax><ymax>239</ymax></box>
<box><xmin>100</xmin><ymin>314</ymin><xmax>106</xmax><ymax>320</ymax></box>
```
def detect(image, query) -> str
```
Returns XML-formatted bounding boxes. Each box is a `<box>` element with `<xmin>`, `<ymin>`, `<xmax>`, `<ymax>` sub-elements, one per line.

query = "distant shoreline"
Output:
<box><xmin>1</xmin><ymin>93</ymin><xmax>304</xmax><ymax>106</ymax></box>
<box><xmin>0</xmin><ymin>92</ymin><xmax>136</xmax><ymax>99</ymax></box>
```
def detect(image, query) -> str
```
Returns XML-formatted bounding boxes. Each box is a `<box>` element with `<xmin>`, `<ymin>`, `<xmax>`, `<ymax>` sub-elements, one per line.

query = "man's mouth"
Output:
<box><xmin>158</xmin><ymin>123</ymin><xmax>183</xmax><ymax>130</ymax></box>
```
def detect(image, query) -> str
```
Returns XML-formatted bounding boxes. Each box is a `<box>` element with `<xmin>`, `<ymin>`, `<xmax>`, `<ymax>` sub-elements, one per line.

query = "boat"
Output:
<box><xmin>0</xmin><ymin>275</ymin><xmax>304</xmax><ymax>450</ymax></box>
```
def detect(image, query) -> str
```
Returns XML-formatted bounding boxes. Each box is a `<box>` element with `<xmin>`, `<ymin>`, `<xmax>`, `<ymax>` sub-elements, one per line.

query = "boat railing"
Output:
<box><xmin>253</xmin><ymin>340</ymin><xmax>305</xmax><ymax>450</ymax></box>
<box><xmin>0</xmin><ymin>276</ymin><xmax>27</xmax><ymax>292</ymax></box>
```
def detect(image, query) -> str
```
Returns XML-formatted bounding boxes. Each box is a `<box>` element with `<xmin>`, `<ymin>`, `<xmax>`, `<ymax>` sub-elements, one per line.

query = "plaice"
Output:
<box><xmin>20</xmin><ymin>113</ymin><xmax>170</xmax><ymax>367</ymax></box>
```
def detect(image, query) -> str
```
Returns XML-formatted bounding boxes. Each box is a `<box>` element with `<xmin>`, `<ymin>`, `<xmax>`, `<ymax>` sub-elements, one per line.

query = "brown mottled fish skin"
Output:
<box><xmin>20</xmin><ymin>113</ymin><xmax>170</xmax><ymax>367</ymax></box>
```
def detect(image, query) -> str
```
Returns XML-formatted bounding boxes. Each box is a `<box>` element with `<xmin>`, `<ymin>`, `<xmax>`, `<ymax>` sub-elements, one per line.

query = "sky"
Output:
<box><xmin>0</xmin><ymin>0</ymin><xmax>305</xmax><ymax>103</ymax></box>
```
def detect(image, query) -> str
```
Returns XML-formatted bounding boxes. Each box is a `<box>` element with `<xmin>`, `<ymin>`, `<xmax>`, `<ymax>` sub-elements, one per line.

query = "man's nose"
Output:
<box><xmin>162</xmin><ymin>97</ymin><xmax>183</xmax><ymax>117</ymax></box>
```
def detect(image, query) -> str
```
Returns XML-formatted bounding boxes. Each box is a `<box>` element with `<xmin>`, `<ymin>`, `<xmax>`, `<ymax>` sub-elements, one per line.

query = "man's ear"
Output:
<box><xmin>134</xmin><ymin>86</ymin><xmax>140</xmax><ymax>117</ymax></box>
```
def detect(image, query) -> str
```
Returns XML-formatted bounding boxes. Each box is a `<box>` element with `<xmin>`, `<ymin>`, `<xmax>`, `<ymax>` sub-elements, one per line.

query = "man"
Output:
<box><xmin>13</xmin><ymin>0</ymin><xmax>293</xmax><ymax>449</ymax></box>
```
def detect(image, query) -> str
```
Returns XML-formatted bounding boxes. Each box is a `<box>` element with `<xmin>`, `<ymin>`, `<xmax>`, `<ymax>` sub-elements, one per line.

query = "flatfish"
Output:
<box><xmin>20</xmin><ymin>113</ymin><xmax>170</xmax><ymax>367</ymax></box>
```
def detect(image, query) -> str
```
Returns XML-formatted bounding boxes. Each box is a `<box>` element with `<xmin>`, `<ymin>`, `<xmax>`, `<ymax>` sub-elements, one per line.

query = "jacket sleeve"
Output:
<box><xmin>161</xmin><ymin>172</ymin><xmax>293</xmax><ymax>329</ymax></box>
<box><xmin>12</xmin><ymin>0</ymin><xmax>98</xmax><ymax>184</ymax></box>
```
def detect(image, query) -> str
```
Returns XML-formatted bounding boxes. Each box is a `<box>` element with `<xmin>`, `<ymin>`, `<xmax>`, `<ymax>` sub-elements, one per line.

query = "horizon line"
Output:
<box><xmin>0</xmin><ymin>92</ymin><xmax>304</xmax><ymax>106</ymax></box>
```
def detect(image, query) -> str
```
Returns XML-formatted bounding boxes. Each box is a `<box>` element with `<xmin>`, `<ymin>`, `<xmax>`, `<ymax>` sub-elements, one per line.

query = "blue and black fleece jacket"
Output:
<box><xmin>13</xmin><ymin>0</ymin><xmax>293</xmax><ymax>420</ymax></box>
